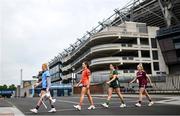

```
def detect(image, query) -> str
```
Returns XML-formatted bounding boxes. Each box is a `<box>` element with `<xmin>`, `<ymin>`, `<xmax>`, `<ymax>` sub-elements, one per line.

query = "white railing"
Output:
<box><xmin>61</xmin><ymin>64</ymin><xmax>71</xmax><ymax>72</ymax></box>
<box><xmin>91</xmin><ymin>57</ymin><xmax>123</xmax><ymax>65</ymax></box>
<box><xmin>91</xmin><ymin>57</ymin><xmax>152</xmax><ymax>65</ymax></box>
<box><xmin>61</xmin><ymin>28</ymin><xmax>150</xmax><ymax>63</ymax></box>
<box><xmin>62</xmin><ymin>56</ymin><xmax>152</xmax><ymax>73</ymax></box>
<box><xmin>61</xmin><ymin>73</ymin><xmax>72</xmax><ymax>80</ymax></box>
<box><xmin>91</xmin><ymin>43</ymin><xmax>139</xmax><ymax>52</ymax></box>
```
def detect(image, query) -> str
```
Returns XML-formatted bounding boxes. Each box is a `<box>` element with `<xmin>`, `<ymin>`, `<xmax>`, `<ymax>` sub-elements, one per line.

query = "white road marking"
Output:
<box><xmin>26</xmin><ymin>105</ymin><xmax>131</xmax><ymax>114</ymax></box>
<box><xmin>156</xmin><ymin>96</ymin><xmax>180</xmax><ymax>105</ymax></box>
<box><xmin>55</xmin><ymin>98</ymin><xmax>132</xmax><ymax>105</ymax></box>
<box><xmin>0</xmin><ymin>107</ymin><xmax>25</xmax><ymax>116</ymax></box>
<box><xmin>56</xmin><ymin>99</ymin><xmax>79</xmax><ymax>104</ymax></box>
<box><xmin>4</xmin><ymin>100</ymin><xmax>25</xmax><ymax>116</ymax></box>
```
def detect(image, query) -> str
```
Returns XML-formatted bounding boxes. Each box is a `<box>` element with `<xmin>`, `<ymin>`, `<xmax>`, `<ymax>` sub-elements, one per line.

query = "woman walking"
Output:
<box><xmin>30</xmin><ymin>63</ymin><xmax>56</xmax><ymax>113</ymax></box>
<box><xmin>129</xmin><ymin>64</ymin><xmax>154</xmax><ymax>107</ymax></box>
<box><xmin>73</xmin><ymin>61</ymin><xmax>95</xmax><ymax>111</ymax></box>
<box><xmin>102</xmin><ymin>64</ymin><xmax>126</xmax><ymax>108</ymax></box>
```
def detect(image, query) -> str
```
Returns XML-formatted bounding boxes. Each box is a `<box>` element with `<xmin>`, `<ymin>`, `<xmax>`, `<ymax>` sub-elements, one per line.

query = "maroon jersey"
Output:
<box><xmin>136</xmin><ymin>71</ymin><xmax>148</xmax><ymax>86</ymax></box>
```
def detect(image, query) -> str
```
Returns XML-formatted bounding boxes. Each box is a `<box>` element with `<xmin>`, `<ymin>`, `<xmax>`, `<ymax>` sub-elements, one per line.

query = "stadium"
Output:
<box><xmin>45</xmin><ymin>0</ymin><xmax>180</xmax><ymax>95</ymax></box>
<box><xmin>1</xmin><ymin>0</ymin><xmax>180</xmax><ymax>115</ymax></box>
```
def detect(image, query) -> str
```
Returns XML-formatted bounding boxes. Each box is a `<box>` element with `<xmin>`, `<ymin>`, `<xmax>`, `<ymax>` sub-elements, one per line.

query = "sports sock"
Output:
<box><xmin>35</xmin><ymin>105</ymin><xmax>39</xmax><ymax>110</ymax></box>
<box><xmin>106</xmin><ymin>100</ymin><xmax>110</xmax><ymax>105</ymax></box>
<box><xmin>51</xmin><ymin>105</ymin><xmax>55</xmax><ymax>108</ymax></box>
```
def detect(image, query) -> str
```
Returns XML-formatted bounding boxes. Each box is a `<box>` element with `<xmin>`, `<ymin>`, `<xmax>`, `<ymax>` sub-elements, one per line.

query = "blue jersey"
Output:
<box><xmin>42</xmin><ymin>70</ymin><xmax>50</xmax><ymax>88</ymax></box>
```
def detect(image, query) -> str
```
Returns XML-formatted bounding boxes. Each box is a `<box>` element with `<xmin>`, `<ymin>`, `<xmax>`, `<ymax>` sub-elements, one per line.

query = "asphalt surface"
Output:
<box><xmin>0</xmin><ymin>98</ymin><xmax>13</xmax><ymax>107</ymax></box>
<box><xmin>3</xmin><ymin>95</ymin><xmax>180</xmax><ymax>115</ymax></box>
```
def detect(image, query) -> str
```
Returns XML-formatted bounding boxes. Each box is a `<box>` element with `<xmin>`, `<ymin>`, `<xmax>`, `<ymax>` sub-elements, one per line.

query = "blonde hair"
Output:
<box><xmin>42</xmin><ymin>63</ymin><xmax>48</xmax><ymax>70</ymax></box>
<box><xmin>137</xmin><ymin>63</ymin><xmax>144</xmax><ymax>71</ymax></box>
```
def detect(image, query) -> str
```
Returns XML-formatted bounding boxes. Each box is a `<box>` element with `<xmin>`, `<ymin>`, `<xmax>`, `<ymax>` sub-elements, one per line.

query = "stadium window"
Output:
<box><xmin>156</xmin><ymin>72</ymin><xmax>160</xmax><ymax>74</ymax></box>
<box><xmin>153</xmin><ymin>62</ymin><xmax>159</xmax><ymax>71</ymax></box>
<box><xmin>122</xmin><ymin>57</ymin><xmax>127</xmax><ymax>60</ymax></box>
<box><xmin>173</xmin><ymin>38</ymin><xmax>180</xmax><ymax>49</ymax></box>
<box><xmin>141</xmin><ymin>50</ymin><xmax>150</xmax><ymax>57</ymax></box>
<box><xmin>129</xmin><ymin>70</ymin><xmax>134</xmax><ymax>73</ymax></box>
<box><xmin>151</xmin><ymin>38</ymin><xmax>157</xmax><ymax>48</ymax></box>
<box><xmin>140</xmin><ymin>38</ymin><xmax>149</xmax><ymax>45</ymax></box>
<box><xmin>123</xmin><ymin>70</ymin><xmax>128</xmax><ymax>73</ymax></box>
<box><xmin>152</xmin><ymin>51</ymin><xmax>159</xmax><ymax>60</ymax></box>
<box><xmin>128</xmin><ymin>57</ymin><xmax>134</xmax><ymax>60</ymax></box>
<box><xmin>128</xmin><ymin>44</ymin><xmax>132</xmax><ymax>47</ymax></box>
<box><xmin>122</xmin><ymin>44</ymin><xmax>126</xmax><ymax>47</ymax></box>
<box><xmin>173</xmin><ymin>38</ymin><xmax>180</xmax><ymax>43</ymax></box>
<box><xmin>175</xmin><ymin>43</ymin><xmax>180</xmax><ymax>49</ymax></box>
<box><xmin>176</xmin><ymin>49</ymin><xmax>180</xmax><ymax>58</ymax></box>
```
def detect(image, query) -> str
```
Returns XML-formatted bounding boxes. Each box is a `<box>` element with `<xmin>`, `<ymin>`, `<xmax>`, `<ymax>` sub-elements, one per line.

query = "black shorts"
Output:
<box><xmin>109</xmin><ymin>80</ymin><xmax>120</xmax><ymax>89</ymax></box>
<box><xmin>41</xmin><ymin>88</ymin><xmax>46</xmax><ymax>91</ymax></box>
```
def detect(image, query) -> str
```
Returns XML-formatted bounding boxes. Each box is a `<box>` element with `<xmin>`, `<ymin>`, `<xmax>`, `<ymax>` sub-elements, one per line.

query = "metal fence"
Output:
<box><xmin>153</xmin><ymin>75</ymin><xmax>180</xmax><ymax>91</ymax></box>
<box><xmin>75</xmin><ymin>73</ymin><xmax>180</xmax><ymax>93</ymax></box>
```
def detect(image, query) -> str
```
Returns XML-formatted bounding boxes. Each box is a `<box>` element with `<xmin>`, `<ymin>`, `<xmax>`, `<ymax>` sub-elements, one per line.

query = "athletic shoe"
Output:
<box><xmin>101</xmin><ymin>103</ymin><xmax>109</xmax><ymax>108</ymax></box>
<box><xmin>88</xmin><ymin>105</ymin><xmax>96</xmax><ymax>110</ymax></box>
<box><xmin>120</xmin><ymin>104</ymin><xmax>126</xmax><ymax>108</ymax></box>
<box><xmin>48</xmin><ymin>108</ymin><xmax>56</xmax><ymax>113</ymax></box>
<box><xmin>30</xmin><ymin>108</ymin><xmax>38</xmax><ymax>113</ymax></box>
<box><xmin>74</xmin><ymin>105</ymin><xmax>81</xmax><ymax>111</ymax></box>
<box><xmin>148</xmin><ymin>101</ymin><xmax>154</xmax><ymax>106</ymax></box>
<box><xmin>135</xmin><ymin>103</ymin><xmax>141</xmax><ymax>107</ymax></box>
<box><xmin>51</xmin><ymin>99</ymin><xmax>56</xmax><ymax>104</ymax></box>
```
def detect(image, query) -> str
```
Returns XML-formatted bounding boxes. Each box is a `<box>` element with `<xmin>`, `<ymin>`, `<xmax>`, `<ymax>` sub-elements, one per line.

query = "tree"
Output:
<box><xmin>8</xmin><ymin>84</ymin><xmax>16</xmax><ymax>90</ymax></box>
<box><xmin>0</xmin><ymin>85</ymin><xmax>3</xmax><ymax>90</ymax></box>
<box><xmin>2</xmin><ymin>84</ymin><xmax>8</xmax><ymax>90</ymax></box>
<box><xmin>0</xmin><ymin>84</ymin><xmax>16</xmax><ymax>90</ymax></box>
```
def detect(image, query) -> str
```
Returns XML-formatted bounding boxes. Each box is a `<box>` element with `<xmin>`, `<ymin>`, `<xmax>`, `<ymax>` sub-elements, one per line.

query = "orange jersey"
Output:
<box><xmin>81</xmin><ymin>68</ymin><xmax>91</xmax><ymax>85</ymax></box>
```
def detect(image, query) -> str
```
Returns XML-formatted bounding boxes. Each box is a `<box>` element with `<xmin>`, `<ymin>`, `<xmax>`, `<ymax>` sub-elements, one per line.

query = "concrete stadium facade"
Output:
<box><xmin>49</xmin><ymin>22</ymin><xmax>168</xmax><ymax>84</ymax></box>
<box><xmin>47</xmin><ymin>0</ymin><xmax>180</xmax><ymax>85</ymax></box>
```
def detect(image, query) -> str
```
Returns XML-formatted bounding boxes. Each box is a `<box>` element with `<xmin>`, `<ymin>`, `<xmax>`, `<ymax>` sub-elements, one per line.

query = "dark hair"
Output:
<box><xmin>83</xmin><ymin>61</ymin><xmax>89</xmax><ymax>68</ymax></box>
<box><xmin>110</xmin><ymin>64</ymin><xmax>118</xmax><ymax>70</ymax></box>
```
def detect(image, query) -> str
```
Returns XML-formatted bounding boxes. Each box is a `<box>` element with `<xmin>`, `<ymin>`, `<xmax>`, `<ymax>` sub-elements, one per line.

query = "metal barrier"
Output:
<box><xmin>75</xmin><ymin>74</ymin><xmax>180</xmax><ymax>94</ymax></box>
<box><xmin>153</xmin><ymin>75</ymin><xmax>180</xmax><ymax>93</ymax></box>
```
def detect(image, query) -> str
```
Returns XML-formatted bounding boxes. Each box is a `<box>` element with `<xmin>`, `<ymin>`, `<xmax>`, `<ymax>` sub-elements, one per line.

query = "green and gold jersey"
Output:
<box><xmin>109</xmin><ymin>69</ymin><xmax>118</xmax><ymax>80</ymax></box>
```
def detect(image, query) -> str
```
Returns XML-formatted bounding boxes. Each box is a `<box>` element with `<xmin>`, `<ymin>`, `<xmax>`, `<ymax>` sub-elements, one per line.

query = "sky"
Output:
<box><xmin>0</xmin><ymin>0</ymin><xmax>129</xmax><ymax>85</ymax></box>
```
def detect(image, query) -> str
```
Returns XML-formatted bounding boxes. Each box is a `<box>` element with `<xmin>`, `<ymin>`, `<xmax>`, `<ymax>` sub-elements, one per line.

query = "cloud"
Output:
<box><xmin>0</xmin><ymin>0</ymin><xmax>127</xmax><ymax>85</ymax></box>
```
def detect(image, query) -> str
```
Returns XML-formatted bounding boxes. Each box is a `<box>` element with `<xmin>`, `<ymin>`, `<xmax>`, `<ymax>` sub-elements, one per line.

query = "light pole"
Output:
<box><xmin>72</xmin><ymin>67</ymin><xmax>75</xmax><ymax>96</ymax></box>
<box><xmin>18</xmin><ymin>68</ymin><xmax>23</xmax><ymax>98</ymax></box>
<box><xmin>20</xmin><ymin>69</ymin><xmax>23</xmax><ymax>88</ymax></box>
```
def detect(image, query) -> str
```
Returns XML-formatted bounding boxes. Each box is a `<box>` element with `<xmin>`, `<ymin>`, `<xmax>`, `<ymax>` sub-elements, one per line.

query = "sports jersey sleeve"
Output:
<box><xmin>86</xmin><ymin>69</ymin><xmax>91</xmax><ymax>76</ymax></box>
<box><xmin>46</xmin><ymin>71</ymin><xmax>51</xmax><ymax>90</ymax></box>
<box><xmin>46</xmin><ymin>77</ymin><xmax>51</xmax><ymax>90</ymax></box>
<box><xmin>142</xmin><ymin>71</ymin><xmax>147</xmax><ymax>78</ymax></box>
<box><xmin>45</xmin><ymin>71</ymin><xmax>50</xmax><ymax>77</ymax></box>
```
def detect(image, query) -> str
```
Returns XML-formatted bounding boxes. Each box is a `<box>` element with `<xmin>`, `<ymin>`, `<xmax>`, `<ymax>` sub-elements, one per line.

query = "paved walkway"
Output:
<box><xmin>0</xmin><ymin>98</ymin><xmax>24</xmax><ymax>116</ymax></box>
<box><xmin>0</xmin><ymin>94</ymin><xmax>180</xmax><ymax>115</ymax></box>
<box><xmin>0</xmin><ymin>107</ymin><xmax>24</xmax><ymax>116</ymax></box>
